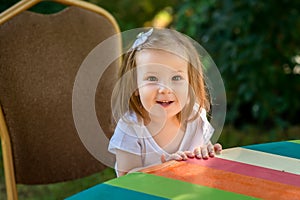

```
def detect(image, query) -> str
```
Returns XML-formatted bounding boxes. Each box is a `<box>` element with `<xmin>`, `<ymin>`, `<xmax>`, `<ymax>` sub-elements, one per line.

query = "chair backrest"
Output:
<box><xmin>0</xmin><ymin>0</ymin><xmax>120</xmax><ymax>199</ymax></box>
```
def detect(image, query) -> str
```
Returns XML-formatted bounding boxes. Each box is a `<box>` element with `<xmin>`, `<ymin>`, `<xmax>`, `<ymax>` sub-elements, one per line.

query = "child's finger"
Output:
<box><xmin>165</xmin><ymin>153</ymin><xmax>182</xmax><ymax>161</ymax></box>
<box><xmin>214</xmin><ymin>143</ymin><xmax>222</xmax><ymax>154</ymax></box>
<box><xmin>177</xmin><ymin>151</ymin><xmax>188</xmax><ymax>160</ymax></box>
<box><xmin>194</xmin><ymin>147</ymin><xmax>201</xmax><ymax>159</ymax></box>
<box><xmin>184</xmin><ymin>151</ymin><xmax>195</xmax><ymax>158</ymax></box>
<box><xmin>161</xmin><ymin>154</ymin><xmax>167</xmax><ymax>163</ymax></box>
<box><xmin>171</xmin><ymin>153</ymin><xmax>183</xmax><ymax>161</ymax></box>
<box><xmin>201</xmin><ymin>146</ymin><xmax>209</xmax><ymax>159</ymax></box>
<box><xmin>207</xmin><ymin>143</ymin><xmax>215</xmax><ymax>157</ymax></box>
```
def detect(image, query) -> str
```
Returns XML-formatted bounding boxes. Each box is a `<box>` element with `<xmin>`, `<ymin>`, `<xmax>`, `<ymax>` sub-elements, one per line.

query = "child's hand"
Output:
<box><xmin>160</xmin><ymin>143</ymin><xmax>222</xmax><ymax>163</ymax></box>
<box><xmin>191</xmin><ymin>142</ymin><xmax>222</xmax><ymax>159</ymax></box>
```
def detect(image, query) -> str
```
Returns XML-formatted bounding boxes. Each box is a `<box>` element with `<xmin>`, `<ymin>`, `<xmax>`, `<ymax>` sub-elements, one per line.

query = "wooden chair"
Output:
<box><xmin>0</xmin><ymin>0</ymin><xmax>121</xmax><ymax>199</ymax></box>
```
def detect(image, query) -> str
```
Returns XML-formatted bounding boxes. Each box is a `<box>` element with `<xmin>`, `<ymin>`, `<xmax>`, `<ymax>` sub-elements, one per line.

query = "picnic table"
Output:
<box><xmin>66</xmin><ymin>140</ymin><xmax>300</xmax><ymax>199</ymax></box>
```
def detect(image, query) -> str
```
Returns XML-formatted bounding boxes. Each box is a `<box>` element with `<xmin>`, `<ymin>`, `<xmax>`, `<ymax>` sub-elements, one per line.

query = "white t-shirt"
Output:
<box><xmin>108</xmin><ymin>104</ymin><xmax>214</xmax><ymax>174</ymax></box>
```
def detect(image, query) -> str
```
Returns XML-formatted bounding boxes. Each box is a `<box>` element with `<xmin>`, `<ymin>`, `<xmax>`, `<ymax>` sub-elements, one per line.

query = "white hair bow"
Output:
<box><xmin>131</xmin><ymin>28</ymin><xmax>153</xmax><ymax>50</ymax></box>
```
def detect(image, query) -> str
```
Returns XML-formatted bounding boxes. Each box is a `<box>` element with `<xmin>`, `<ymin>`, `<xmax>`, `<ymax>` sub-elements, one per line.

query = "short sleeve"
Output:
<box><xmin>108</xmin><ymin>119</ymin><xmax>142</xmax><ymax>156</ymax></box>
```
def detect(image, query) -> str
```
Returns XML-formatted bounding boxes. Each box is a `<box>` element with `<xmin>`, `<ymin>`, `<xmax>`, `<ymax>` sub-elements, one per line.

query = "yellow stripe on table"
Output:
<box><xmin>217</xmin><ymin>147</ymin><xmax>300</xmax><ymax>175</ymax></box>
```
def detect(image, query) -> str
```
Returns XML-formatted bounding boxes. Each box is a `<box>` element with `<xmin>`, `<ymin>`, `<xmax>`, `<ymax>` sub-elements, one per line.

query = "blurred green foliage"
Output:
<box><xmin>173</xmin><ymin>0</ymin><xmax>300</xmax><ymax>128</ymax></box>
<box><xmin>0</xmin><ymin>0</ymin><xmax>66</xmax><ymax>16</ymax></box>
<box><xmin>2</xmin><ymin>0</ymin><xmax>298</xmax><ymax>129</ymax></box>
<box><xmin>88</xmin><ymin>0</ymin><xmax>179</xmax><ymax>29</ymax></box>
<box><xmin>0</xmin><ymin>0</ymin><xmax>179</xmax><ymax>29</ymax></box>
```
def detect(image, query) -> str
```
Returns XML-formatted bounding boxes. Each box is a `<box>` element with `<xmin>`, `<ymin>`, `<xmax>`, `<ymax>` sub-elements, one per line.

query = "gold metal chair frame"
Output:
<box><xmin>0</xmin><ymin>0</ymin><xmax>120</xmax><ymax>199</ymax></box>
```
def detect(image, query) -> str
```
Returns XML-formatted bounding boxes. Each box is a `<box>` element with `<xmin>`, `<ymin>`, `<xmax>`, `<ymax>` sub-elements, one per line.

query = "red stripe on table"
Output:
<box><xmin>146</xmin><ymin>162</ymin><xmax>300</xmax><ymax>200</ymax></box>
<box><xmin>186</xmin><ymin>157</ymin><xmax>300</xmax><ymax>187</ymax></box>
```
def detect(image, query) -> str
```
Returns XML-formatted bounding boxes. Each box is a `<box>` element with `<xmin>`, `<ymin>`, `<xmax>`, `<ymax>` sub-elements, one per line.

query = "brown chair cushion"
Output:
<box><xmin>0</xmin><ymin>6</ymin><xmax>119</xmax><ymax>184</ymax></box>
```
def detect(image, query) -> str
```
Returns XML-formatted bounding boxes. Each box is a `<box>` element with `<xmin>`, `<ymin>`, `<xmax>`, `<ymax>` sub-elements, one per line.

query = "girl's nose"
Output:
<box><xmin>158</xmin><ymin>84</ymin><xmax>171</xmax><ymax>94</ymax></box>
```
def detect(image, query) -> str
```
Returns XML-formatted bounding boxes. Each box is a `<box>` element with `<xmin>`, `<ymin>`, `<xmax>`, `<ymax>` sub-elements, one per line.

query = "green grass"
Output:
<box><xmin>0</xmin><ymin>125</ymin><xmax>299</xmax><ymax>199</ymax></box>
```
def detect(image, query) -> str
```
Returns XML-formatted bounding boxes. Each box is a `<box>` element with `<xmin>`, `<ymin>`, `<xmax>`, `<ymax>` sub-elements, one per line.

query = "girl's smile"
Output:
<box><xmin>156</xmin><ymin>100</ymin><xmax>174</xmax><ymax>107</ymax></box>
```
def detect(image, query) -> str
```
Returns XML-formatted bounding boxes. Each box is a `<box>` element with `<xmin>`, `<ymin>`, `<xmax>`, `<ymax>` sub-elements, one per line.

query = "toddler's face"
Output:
<box><xmin>136</xmin><ymin>49</ymin><xmax>189</xmax><ymax>121</ymax></box>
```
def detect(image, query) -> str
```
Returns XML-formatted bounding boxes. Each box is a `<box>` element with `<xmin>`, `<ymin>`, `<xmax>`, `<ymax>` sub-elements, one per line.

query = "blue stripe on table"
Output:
<box><xmin>243</xmin><ymin>141</ymin><xmax>300</xmax><ymax>159</ymax></box>
<box><xmin>65</xmin><ymin>183</ymin><xmax>167</xmax><ymax>200</ymax></box>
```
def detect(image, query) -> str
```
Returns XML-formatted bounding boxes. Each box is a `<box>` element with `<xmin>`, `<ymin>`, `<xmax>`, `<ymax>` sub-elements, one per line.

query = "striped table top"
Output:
<box><xmin>66</xmin><ymin>140</ymin><xmax>300</xmax><ymax>200</ymax></box>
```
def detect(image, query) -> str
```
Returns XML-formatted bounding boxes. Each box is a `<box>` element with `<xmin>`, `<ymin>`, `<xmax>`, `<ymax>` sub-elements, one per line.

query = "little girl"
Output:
<box><xmin>109</xmin><ymin>28</ymin><xmax>222</xmax><ymax>176</ymax></box>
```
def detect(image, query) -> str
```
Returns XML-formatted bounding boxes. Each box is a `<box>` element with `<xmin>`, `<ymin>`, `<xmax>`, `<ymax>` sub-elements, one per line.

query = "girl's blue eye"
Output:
<box><xmin>172</xmin><ymin>75</ymin><xmax>183</xmax><ymax>81</ymax></box>
<box><xmin>147</xmin><ymin>76</ymin><xmax>158</xmax><ymax>81</ymax></box>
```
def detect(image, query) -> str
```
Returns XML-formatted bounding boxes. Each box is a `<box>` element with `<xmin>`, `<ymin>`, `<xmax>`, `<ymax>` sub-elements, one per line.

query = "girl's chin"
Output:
<box><xmin>144</xmin><ymin>104</ymin><xmax>181</xmax><ymax>118</ymax></box>
<box><xmin>148</xmin><ymin>112</ymin><xmax>180</xmax><ymax>120</ymax></box>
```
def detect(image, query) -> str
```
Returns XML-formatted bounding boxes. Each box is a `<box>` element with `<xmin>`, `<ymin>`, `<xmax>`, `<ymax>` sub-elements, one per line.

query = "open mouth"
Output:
<box><xmin>156</xmin><ymin>100</ymin><xmax>174</xmax><ymax>107</ymax></box>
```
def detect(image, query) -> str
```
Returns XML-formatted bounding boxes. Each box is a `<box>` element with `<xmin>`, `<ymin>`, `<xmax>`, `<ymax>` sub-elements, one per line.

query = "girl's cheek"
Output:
<box><xmin>138</xmin><ymin>85</ymin><xmax>158</xmax><ymax>107</ymax></box>
<box><xmin>173</xmin><ymin>90</ymin><xmax>189</xmax><ymax>107</ymax></box>
<box><xmin>172</xmin><ymin>82</ymin><xmax>189</xmax><ymax>95</ymax></box>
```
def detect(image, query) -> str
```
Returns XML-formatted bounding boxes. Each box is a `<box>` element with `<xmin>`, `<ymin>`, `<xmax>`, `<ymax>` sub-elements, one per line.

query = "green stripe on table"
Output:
<box><xmin>243</xmin><ymin>141</ymin><xmax>300</xmax><ymax>159</ymax></box>
<box><xmin>66</xmin><ymin>182</ymin><xmax>167</xmax><ymax>200</ymax></box>
<box><xmin>106</xmin><ymin>173</ymin><xmax>259</xmax><ymax>200</ymax></box>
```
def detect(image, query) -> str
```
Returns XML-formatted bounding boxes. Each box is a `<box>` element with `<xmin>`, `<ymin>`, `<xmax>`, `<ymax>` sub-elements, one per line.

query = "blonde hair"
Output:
<box><xmin>112</xmin><ymin>28</ymin><xmax>210</xmax><ymax>123</ymax></box>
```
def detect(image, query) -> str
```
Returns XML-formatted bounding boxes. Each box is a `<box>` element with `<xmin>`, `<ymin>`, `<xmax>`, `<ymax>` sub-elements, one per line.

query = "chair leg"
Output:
<box><xmin>0</xmin><ymin>106</ymin><xmax>18</xmax><ymax>200</ymax></box>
